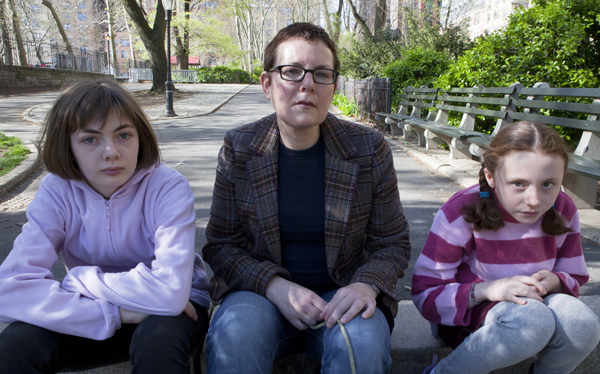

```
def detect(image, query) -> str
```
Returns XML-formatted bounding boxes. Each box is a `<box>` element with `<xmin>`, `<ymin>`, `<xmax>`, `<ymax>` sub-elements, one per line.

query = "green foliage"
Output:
<box><xmin>191</xmin><ymin>66</ymin><xmax>251</xmax><ymax>84</ymax></box>
<box><xmin>438</xmin><ymin>0</ymin><xmax>600</xmax><ymax>89</ymax></box>
<box><xmin>332</xmin><ymin>94</ymin><xmax>360</xmax><ymax>117</ymax></box>
<box><xmin>339</xmin><ymin>33</ymin><xmax>403</xmax><ymax>79</ymax></box>
<box><xmin>253</xmin><ymin>63</ymin><xmax>263</xmax><ymax>82</ymax></box>
<box><xmin>0</xmin><ymin>132</ymin><xmax>30</xmax><ymax>177</ymax></box>
<box><xmin>383</xmin><ymin>48</ymin><xmax>450</xmax><ymax>108</ymax></box>
<box><xmin>436</xmin><ymin>0</ymin><xmax>600</xmax><ymax>143</ymax></box>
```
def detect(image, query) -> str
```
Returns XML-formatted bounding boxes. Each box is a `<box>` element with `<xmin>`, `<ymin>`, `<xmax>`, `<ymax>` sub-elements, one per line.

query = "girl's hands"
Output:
<box><xmin>119</xmin><ymin>301</ymin><xmax>197</xmax><ymax>324</ymax></box>
<box><xmin>119</xmin><ymin>308</ymin><xmax>150</xmax><ymax>324</ymax></box>
<box><xmin>531</xmin><ymin>270</ymin><xmax>562</xmax><ymax>295</ymax></box>
<box><xmin>182</xmin><ymin>301</ymin><xmax>198</xmax><ymax>321</ymax></box>
<box><xmin>475</xmin><ymin>275</ymin><xmax>546</xmax><ymax>305</ymax></box>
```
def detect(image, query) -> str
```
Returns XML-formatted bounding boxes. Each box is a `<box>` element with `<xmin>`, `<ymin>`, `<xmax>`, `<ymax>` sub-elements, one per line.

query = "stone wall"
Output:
<box><xmin>0</xmin><ymin>65</ymin><xmax>114</xmax><ymax>88</ymax></box>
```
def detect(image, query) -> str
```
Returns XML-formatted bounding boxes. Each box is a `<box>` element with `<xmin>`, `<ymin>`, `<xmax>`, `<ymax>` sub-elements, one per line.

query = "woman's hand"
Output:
<box><xmin>119</xmin><ymin>308</ymin><xmax>150</xmax><ymax>324</ymax></box>
<box><xmin>530</xmin><ymin>270</ymin><xmax>562</xmax><ymax>295</ymax></box>
<box><xmin>320</xmin><ymin>282</ymin><xmax>378</xmax><ymax>329</ymax></box>
<box><xmin>475</xmin><ymin>275</ymin><xmax>546</xmax><ymax>305</ymax></box>
<box><xmin>265</xmin><ymin>275</ymin><xmax>327</xmax><ymax>330</ymax></box>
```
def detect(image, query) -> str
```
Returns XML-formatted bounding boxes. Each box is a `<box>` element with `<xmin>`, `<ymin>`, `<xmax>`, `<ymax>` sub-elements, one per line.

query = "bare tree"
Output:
<box><xmin>7</xmin><ymin>0</ymin><xmax>26</xmax><ymax>64</ymax></box>
<box><xmin>120</xmin><ymin>0</ymin><xmax>168</xmax><ymax>92</ymax></box>
<box><xmin>0</xmin><ymin>0</ymin><xmax>13</xmax><ymax>64</ymax></box>
<box><xmin>41</xmin><ymin>0</ymin><xmax>75</xmax><ymax>58</ymax></box>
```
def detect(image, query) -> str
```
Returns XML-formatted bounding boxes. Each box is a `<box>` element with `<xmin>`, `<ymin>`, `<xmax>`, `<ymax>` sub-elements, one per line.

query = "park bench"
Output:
<box><xmin>376</xmin><ymin>82</ymin><xmax>600</xmax><ymax>209</ymax></box>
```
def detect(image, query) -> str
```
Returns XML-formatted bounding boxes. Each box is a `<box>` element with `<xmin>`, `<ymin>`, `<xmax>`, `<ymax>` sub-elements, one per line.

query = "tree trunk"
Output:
<box><xmin>8</xmin><ymin>0</ymin><xmax>26</xmax><ymax>65</ymax></box>
<box><xmin>41</xmin><ymin>0</ymin><xmax>74</xmax><ymax>59</ymax></box>
<box><xmin>121</xmin><ymin>0</ymin><xmax>167</xmax><ymax>92</ymax></box>
<box><xmin>0</xmin><ymin>0</ymin><xmax>13</xmax><ymax>65</ymax></box>
<box><xmin>374</xmin><ymin>0</ymin><xmax>387</xmax><ymax>37</ymax></box>
<box><xmin>173</xmin><ymin>0</ymin><xmax>190</xmax><ymax>70</ymax></box>
<box><xmin>121</xmin><ymin>3</ymin><xmax>136</xmax><ymax>66</ymax></box>
<box><xmin>344</xmin><ymin>0</ymin><xmax>374</xmax><ymax>41</ymax></box>
<box><xmin>332</xmin><ymin>0</ymin><xmax>343</xmax><ymax>43</ymax></box>
<box><xmin>106</xmin><ymin>0</ymin><xmax>118</xmax><ymax>77</ymax></box>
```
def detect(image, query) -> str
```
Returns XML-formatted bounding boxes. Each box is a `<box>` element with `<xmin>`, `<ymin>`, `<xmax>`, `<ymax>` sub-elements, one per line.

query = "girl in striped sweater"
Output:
<box><xmin>412</xmin><ymin>121</ymin><xmax>600</xmax><ymax>374</ymax></box>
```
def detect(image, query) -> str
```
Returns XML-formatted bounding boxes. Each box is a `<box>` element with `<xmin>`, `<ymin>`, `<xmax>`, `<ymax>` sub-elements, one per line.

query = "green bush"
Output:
<box><xmin>332</xmin><ymin>94</ymin><xmax>360</xmax><ymax>117</ymax></box>
<box><xmin>0</xmin><ymin>132</ymin><xmax>30</xmax><ymax>177</ymax></box>
<box><xmin>436</xmin><ymin>0</ymin><xmax>600</xmax><ymax>144</ymax></box>
<box><xmin>383</xmin><ymin>48</ymin><xmax>450</xmax><ymax>109</ymax></box>
<box><xmin>191</xmin><ymin>66</ymin><xmax>251</xmax><ymax>84</ymax></box>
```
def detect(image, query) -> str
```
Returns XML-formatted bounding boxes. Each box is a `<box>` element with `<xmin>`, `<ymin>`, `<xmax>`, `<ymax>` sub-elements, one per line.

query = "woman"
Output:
<box><xmin>203</xmin><ymin>23</ymin><xmax>411</xmax><ymax>374</ymax></box>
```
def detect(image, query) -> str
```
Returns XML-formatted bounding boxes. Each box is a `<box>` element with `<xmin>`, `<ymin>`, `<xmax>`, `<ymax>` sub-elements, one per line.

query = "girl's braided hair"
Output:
<box><xmin>461</xmin><ymin>121</ymin><xmax>573</xmax><ymax>235</ymax></box>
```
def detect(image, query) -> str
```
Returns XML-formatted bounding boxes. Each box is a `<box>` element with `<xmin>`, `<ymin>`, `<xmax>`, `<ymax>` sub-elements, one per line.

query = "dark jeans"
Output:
<box><xmin>0</xmin><ymin>301</ymin><xmax>208</xmax><ymax>374</ymax></box>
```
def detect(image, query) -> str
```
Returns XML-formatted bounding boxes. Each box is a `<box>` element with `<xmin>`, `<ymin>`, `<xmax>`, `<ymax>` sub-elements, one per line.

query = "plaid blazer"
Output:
<box><xmin>202</xmin><ymin>113</ymin><xmax>411</xmax><ymax>317</ymax></box>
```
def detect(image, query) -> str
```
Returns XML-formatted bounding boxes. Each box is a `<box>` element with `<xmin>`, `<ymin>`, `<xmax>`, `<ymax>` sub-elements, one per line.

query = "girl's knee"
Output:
<box><xmin>490</xmin><ymin>299</ymin><xmax>556</xmax><ymax>344</ymax></box>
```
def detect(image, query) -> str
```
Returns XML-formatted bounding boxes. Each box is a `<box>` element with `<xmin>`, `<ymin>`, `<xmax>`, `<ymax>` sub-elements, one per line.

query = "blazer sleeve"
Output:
<box><xmin>202</xmin><ymin>132</ymin><xmax>289</xmax><ymax>299</ymax></box>
<box><xmin>350</xmin><ymin>134</ymin><xmax>411</xmax><ymax>301</ymax></box>
<box><xmin>0</xmin><ymin>181</ymin><xmax>121</xmax><ymax>340</ymax></box>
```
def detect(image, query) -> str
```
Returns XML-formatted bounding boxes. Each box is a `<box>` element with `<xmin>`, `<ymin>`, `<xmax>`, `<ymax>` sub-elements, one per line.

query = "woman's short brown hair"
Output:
<box><xmin>39</xmin><ymin>79</ymin><xmax>160</xmax><ymax>180</ymax></box>
<box><xmin>263</xmin><ymin>22</ymin><xmax>340</xmax><ymax>72</ymax></box>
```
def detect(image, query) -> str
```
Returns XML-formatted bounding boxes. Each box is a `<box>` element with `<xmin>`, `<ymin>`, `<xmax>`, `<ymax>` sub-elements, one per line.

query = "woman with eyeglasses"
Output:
<box><xmin>202</xmin><ymin>22</ymin><xmax>411</xmax><ymax>374</ymax></box>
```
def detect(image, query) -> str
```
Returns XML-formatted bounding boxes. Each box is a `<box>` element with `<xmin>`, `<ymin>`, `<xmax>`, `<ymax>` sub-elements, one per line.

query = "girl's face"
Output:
<box><xmin>70</xmin><ymin>110</ymin><xmax>139</xmax><ymax>199</ymax></box>
<box><xmin>484</xmin><ymin>151</ymin><xmax>565</xmax><ymax>225</ymax></box>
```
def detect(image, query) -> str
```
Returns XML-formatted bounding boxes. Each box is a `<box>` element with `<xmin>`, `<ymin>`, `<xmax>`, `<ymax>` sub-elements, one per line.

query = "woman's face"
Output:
<box><xmin>260</xmin><ymin>38</ymin><xmax>337</xmax><ymax>138</ymax></box>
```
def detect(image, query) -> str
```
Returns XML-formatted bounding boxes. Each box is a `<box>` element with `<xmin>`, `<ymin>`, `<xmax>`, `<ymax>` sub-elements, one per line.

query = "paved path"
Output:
<box><xmin>0</xmin><ymin>83</ymin><xmax>599</xmax><ymax>373</ymax></box>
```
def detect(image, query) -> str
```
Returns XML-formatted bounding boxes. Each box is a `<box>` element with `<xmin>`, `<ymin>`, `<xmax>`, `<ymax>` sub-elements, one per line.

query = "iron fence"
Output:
<box><xmin>0</xmin><ymin>37</ymin><xmax>148</xmax><ymax>77</ymax></box>
<box><xmin>336</xmin><ymin>77</ymin><xmax>392</xmax><ymax>122</ymax></box>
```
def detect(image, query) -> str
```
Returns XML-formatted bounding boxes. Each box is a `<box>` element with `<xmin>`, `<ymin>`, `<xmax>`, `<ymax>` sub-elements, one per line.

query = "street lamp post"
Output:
<box><xmin>162</xmin><ymin>0</ymin><xmax>176</xmax><ymax>117</ymax></box>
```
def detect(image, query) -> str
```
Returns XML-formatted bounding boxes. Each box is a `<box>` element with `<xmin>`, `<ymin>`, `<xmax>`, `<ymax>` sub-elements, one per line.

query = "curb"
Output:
<box><xmin>0</xmin><ymin>140</ymin><xmax>41</xmax><ymax>197</ymax></box>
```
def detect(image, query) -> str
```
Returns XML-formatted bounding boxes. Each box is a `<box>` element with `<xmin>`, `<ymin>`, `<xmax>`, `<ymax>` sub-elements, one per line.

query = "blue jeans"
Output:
<box><xmin>435</xmin><ymin>294</ymin><xmax>600</xmax><ymax>374</ymax></box>
<box><xmin>206</xmin><ymin>290</ymin><xmax>392</xmax><ymax>374</ymax></box>
<box><xmin>0</xmin><ymin>302</ymin><xmax>208</xmax><ymax>374</ymax></box>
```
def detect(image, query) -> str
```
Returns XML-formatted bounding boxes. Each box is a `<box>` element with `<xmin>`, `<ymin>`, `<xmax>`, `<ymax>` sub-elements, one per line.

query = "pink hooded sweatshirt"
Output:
<box><xmin>0</xmin><ymin>163</ymin><xmax>210</xmax><ymax>340</ymax></box>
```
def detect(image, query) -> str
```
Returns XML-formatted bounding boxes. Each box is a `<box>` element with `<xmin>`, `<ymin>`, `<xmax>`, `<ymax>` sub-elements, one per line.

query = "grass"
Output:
<box><xmin>0</xmin><ymin>132</ymin><xmax>30</xmax><ymax>177</ymax></box>
<box><xmin>332</xmin><ymin>94</ymin><xmax>360</xmax><ymax>118</ymax></box>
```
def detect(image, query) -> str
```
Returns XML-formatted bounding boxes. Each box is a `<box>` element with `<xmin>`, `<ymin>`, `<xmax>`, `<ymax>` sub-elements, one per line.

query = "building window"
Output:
<box><xmin>64</xmin><ymin>23</ymin><xmax>72</xmax><ymax>30</ymax></box>
<box><xmin>121</xmin><ymin>51</ymin><xmax>125</xmax><ymax>58</ymax></box>
<box><xmin>80</xmin><ymin>46</ymin><xmax>89</xmax><ymax>53</ymax></box>
<box><xmin>121</xmin><ymin>38</ymin><xmax>130</xmax><ymax>46</ymax></box>
<box><xmin>78</xmin><ymin>12</ymin><xmax>86</xmax><ymax>21</ymax></box>
<box><xmin>78</xmin><ymin>2</ymin><xmax>85</xmax><ymax>8</ymax></box>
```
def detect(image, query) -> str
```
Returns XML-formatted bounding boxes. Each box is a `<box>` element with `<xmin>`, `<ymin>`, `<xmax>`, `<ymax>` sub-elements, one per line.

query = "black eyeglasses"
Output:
<box><xmin>269</xmin><ymin>65</ymin><xmax>339</xmax><ymax>85</ymax></box>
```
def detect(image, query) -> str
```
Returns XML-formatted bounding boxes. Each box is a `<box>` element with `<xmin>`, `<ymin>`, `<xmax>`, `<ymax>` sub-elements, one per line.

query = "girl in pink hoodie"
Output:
<box><xmin>0</xmin><ymin>79</ymin><xmax>210</xmax><ymax>373</ymax></box>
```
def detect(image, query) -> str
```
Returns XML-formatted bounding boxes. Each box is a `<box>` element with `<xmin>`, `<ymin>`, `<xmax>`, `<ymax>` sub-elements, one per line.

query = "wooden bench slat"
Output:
<box><xmin>512</xmin><ymin>112</ymin><xmax>600</xmax><ymax>131</ymax></box>
<box><xmin>520</xmin><ymin>87</ymin><xmax>600</xmax><ymax>99</ymax></box>
<box><xmin>437</xmin><ymin>95</ymin><xmax>511</xmax><ymax>106</ymax></box>
<box><xmin>449</xmin><ymin>87</ymin><xmax>516</xmax><ymax>95</ymax></box>
<box><xmin>436</xmin><ymin>104</ymin><xmax>508</xmax><ymax>119</ymax></box>
<box><xmin>516</xmin><ymin>99</ymin><xmax>600</xmax><ymax>116</ymax></box>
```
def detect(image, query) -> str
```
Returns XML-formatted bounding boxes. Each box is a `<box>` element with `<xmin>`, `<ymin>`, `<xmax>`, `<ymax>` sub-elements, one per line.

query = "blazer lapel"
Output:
<box><xmin>246</xmin><ymin>115</ymin><xmax>282</xmax><ymax>264</ymax></box>
<box><xmin>322</xmin><ymin>114</ymin><xmax>359</xmax><ymax>270</ymax></box>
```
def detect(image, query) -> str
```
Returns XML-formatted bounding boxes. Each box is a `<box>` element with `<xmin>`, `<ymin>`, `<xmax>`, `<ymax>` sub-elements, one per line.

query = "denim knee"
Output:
<box><xmin>545</xmin><ymin>294</ymin><xmax>600</xmax><ymax>354</ymax></box>
<box><xmin>320</xmin><ymin>309</ymin><xmax>392</xmax><ymax>374</ymax></box>
<box><xmin>485</xmin><ymin>298</ymin><xmax>556</xmax><ymax>350</ymax></box>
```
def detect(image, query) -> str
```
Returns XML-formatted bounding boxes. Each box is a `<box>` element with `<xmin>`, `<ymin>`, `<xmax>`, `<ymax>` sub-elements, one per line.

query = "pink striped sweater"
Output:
<box><xmin>411</xmin><ymin>185</ymin><xmax>589</xmax><ymax>327</ymax></box>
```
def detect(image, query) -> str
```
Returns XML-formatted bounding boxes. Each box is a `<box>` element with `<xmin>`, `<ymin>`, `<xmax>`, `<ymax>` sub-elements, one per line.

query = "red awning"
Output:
<box><xmin>170</xmin><ymin>56</ymin><xmax>200</xmax><ymax>64</ymax></box>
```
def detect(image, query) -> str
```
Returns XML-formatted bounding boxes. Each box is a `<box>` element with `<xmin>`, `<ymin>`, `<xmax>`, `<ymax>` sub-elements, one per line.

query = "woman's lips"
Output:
<box><xmin>296</xmin><ymin>100</ymin><xmax>315</xmax><ymax>108</ymax></box>
<box><xmin>102</xmin><ymin>167</ymin><xmax>124</xmax><ymax>176</ymax></box>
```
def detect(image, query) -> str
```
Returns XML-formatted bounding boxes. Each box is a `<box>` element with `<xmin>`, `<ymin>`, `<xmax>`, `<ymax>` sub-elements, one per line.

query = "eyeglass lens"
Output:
<box><xmin>279</xmin><ymin>66</ymin><xmax>336</xmax><ymax>84</ymax></box>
